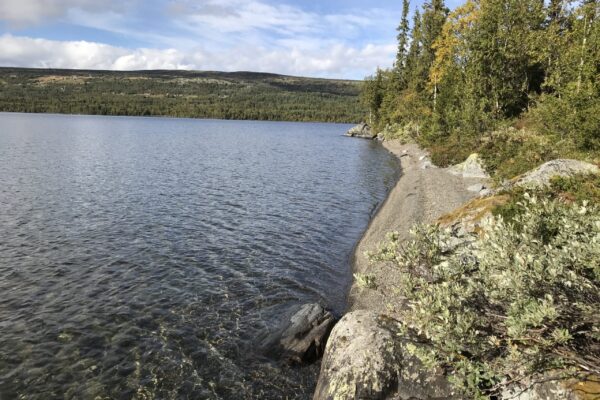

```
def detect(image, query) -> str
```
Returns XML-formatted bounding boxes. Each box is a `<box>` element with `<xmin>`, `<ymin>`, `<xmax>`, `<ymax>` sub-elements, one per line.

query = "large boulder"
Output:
<box><xmin>314</xmin><ymin>310</ymin><xmax>456</xmax><ymax>400</ymax></box>
<box><xmin>278</xmin><ymin>303</ymin><xmax>336</xmax><ymax>364</ymax></box>
<box><xmin>347</xmin><ymin>123</ymin><xmax>376</xmax><ymax>139</ymax></box>
<box><xmin>511</xmin><ymin>159</ymin><xmax>599</xmax><ymax>189</ymax></box>
<box><xmin>449</xmin><ymin>153</ymin><xmax>490</xmax><ymax>179</ymax></box>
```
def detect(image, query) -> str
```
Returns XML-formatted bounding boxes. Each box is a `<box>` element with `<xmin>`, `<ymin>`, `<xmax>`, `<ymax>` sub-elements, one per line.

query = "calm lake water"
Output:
<box><xmin>0</xmin><ymin>113</ymin><xmax>398</xmax><ymax>399</ymax></box>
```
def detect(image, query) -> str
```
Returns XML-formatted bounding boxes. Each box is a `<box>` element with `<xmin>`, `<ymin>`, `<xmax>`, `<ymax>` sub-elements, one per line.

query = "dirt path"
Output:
<box><xmin>348</xmin><ymin>141</ymin><xmax>488</xmax><ymax>314</ymax></box>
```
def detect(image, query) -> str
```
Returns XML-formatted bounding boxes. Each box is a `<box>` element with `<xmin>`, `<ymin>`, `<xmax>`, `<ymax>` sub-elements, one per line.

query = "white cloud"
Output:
<box><xmin>0</xmin><ymin>34</ymin><xmax>395</xmax><ymax>78</ymax></box>
<box><xmin>0</xmin><ymin>0</ymin><xmax>399</xmax><ymax>78</ymax></box>
<box><xmin>0</xmin><ymin>0</ymin><xmax>131</xmax><ymax>26</ymax></box>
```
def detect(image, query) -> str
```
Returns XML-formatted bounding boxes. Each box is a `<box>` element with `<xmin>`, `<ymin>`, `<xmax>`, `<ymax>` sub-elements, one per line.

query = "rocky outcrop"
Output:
<box><xmin>347</xmin><ymin>123</ymin><xmax>376</xmax><ymax>139</ymax></box>
<box><xmin>449</xmin><ymin>153</ymin><xmax>490</xmax><ymax>179</ymax></box>
<box><xmin>511</xmin><ymin>159</ymin><xmax>599</xmax><ymax>189</ymax></box>
<box><xmin>314</xmin><ymin>310</ymin><xmax>456</xmax><ymax>400</ymax></box>
<box><xmin>278</xmin><ymin>303</ymin><xmax>336</xmax><ymax>364</ymax></box>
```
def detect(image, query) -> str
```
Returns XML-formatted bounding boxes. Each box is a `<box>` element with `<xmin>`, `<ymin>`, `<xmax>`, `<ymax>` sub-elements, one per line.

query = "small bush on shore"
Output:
<box><xmin>494</xmin><ymin>173</ymin><xmax>600</xmax><ymax>224</ymax></box>
<box><xmin>368</xmin><ymin>195</ymin><xmax>600</xmax><ymax>398</ymax></box>
<box><xmin>380</xmin><ymin>122</ymin><xmax>420</xmax><ymax>143</ymax></box>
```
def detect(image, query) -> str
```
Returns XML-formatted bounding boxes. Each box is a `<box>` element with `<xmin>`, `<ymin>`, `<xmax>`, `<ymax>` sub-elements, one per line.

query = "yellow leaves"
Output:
<box><xmin>429</xmin><ymin>0</ymin><xmax>481</xmax><ymax>88</ymax></box>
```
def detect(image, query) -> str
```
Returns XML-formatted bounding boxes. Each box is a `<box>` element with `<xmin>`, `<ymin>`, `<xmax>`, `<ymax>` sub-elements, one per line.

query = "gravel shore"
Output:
<box><xmin>348</xmin><ymin>140</ymin><xmax>489</xmax><ymax>315</ymax></box>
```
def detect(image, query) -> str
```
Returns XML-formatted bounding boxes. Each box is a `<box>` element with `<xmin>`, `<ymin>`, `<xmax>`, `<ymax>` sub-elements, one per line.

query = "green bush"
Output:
<box><xmin>380</xmin><ymin>122</ymin><xmax>420</xmax><ymax>143</ymax></box>
<box><xmin>478</xmin><ymin>127</ymin><xmax>560</xmax><ymax>182</ymax></box>
<box><xmin>493</xmin><ymin>173</ymin><xmax>600</xmax><ymax>224</ymax></box>
<box><xmin>367</xmin><ymin>196</ymin><xmax>600</xmax><ymax>398</ymax></box>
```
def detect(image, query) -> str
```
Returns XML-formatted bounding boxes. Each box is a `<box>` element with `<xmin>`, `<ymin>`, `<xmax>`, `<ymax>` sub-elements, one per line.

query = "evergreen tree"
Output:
<box><xmin>395</xmin><ymin>0</ymin><xmax>411</xmax><ymax>79</ymax></box>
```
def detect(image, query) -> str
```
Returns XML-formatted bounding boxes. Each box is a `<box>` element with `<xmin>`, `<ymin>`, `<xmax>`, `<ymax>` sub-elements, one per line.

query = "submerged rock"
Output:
<box><xmin>278</xmin><ymin>303</ymin><xmax>336</xmax><ymax>364</ymax></box>
<box><xmin>347</xmin><ymin>123</ymin><xmax>376</xmax><ymax>139</ymax></box>
<box><xmin>511</xmin><ymin>159</ymin><xmax>599</xmax><ymax>189</ymax></box>
<box><xmin>449</xmin><ymin>153</ymin><xmax>490</xmax><ymax>179</ymax></box>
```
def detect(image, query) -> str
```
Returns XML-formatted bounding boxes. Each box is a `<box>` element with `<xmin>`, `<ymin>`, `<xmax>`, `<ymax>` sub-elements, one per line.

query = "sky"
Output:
<box><xmin>0</xmin><ymin>0</ymin><xmax>461</xmax><ymax>79</ymax></box>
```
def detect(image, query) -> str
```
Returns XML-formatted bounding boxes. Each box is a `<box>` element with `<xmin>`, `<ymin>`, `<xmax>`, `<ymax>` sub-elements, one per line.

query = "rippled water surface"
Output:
<box><xmin>0</xmin><ymin>113</ymin><xmax>398</xmax><ymax>399</ymax></box>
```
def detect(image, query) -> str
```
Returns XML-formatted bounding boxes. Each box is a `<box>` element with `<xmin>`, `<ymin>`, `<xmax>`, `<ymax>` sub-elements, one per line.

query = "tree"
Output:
<box><xmin>395</xmin><ymin>0</ymin><xmax>411</xmax><ymax>83</ymax></box>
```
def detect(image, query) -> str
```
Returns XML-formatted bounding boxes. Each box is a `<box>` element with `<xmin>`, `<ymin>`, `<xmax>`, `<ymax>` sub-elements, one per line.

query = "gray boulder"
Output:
<box><xmin>314</xmin><ymin>310</ymin><xmax>456</xmax><ymax>400</ymax></box>
<box><xmin>512</xmin><ymin>159</ymin><xmax>599</xmax><ymax>189</ymax></box>
<box><xmin>278</xmin><ymin>303</ymin><xmax>336</xmax><ymax>364</ymax></box>
<box><xmin>347</xmin><ymin>123</ymin><xmax>376</xmax><ymax>139</ymax></box>
<box><xmin>449</xmin><ymin>153</ymin><xmax>490</xmax><ymax>179</ymax></box>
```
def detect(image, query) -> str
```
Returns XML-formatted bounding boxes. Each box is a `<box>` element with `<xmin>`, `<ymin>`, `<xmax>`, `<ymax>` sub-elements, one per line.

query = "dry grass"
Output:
<box><xmin>436</xmin><ymin>194</ymin><xmax>511</xmax><ymax>228</ymax></box>
<box><xmin>565</xmin><ymin>376</ymin><xmax>600</xmax><ymax>400</ymax></box>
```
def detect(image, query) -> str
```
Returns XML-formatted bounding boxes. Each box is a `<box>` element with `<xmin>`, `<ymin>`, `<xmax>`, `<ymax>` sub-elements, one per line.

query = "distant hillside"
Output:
<box><xmin>0</xmin><ymin>68</ymin><xmax>364</xmax><ymax>123</ymax></box>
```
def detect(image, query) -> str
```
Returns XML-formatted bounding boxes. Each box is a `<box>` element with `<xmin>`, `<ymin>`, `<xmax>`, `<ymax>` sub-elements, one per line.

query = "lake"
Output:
<box><xmin>0</xmin><ymin>113</ymin><xmax>398</xmax><ymax>399</ymax></box>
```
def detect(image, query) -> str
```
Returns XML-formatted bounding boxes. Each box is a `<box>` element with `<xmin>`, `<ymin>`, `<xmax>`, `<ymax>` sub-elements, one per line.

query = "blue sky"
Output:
<box><xmin>0</xmin><ymin>0</ymin><xmax>461</xmax><ymax>79</ymax></box>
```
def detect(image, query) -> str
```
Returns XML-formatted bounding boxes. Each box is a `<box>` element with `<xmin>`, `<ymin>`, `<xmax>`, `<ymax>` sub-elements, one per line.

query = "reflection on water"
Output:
<box><xmin>0</xmin><ymin>113</ymin><xmax>398</xmax><ymax>399</ymax></box>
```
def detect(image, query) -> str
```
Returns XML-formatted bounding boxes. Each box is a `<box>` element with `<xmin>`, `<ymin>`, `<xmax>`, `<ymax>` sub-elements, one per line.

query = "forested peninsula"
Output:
<box><xmin>0</xmin><ymin>68</ymin><xmax>363</xmax><ymax>123</ymax></box>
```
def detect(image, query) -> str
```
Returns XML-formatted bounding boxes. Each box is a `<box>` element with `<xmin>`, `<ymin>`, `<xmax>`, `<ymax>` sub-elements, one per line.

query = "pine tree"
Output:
<box><xmin>395</xmin><ymin>0</ymin><xmax>411</xmax><ymax>79</ymax></box>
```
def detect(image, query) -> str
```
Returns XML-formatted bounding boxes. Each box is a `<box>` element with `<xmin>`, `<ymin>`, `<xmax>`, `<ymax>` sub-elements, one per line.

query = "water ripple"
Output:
<box><xmin>0</xmin><ymin>113</ymin><xmax>398</xmax><ymax>399</ymax></box>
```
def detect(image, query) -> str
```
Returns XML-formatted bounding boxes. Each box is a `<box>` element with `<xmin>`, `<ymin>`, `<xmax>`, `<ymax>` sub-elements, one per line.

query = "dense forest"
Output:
<box><xmin>362</xmin><ymin>0</ymin><xmax>599</xmax><ymax>180</ymax></box>
<box><xmin>0</xmin><ymin>68</ymin><xmax>363</xmax><ymax>123</ymax></box>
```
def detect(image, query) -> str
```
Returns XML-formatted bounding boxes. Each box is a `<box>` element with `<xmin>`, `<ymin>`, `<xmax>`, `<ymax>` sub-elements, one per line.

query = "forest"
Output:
<box><xmin>362</xmin><ymin>0</ymin><xmax>599</xmax><ymax>180</ymax></box>
<box><xmin>0</xmin><ymin>68</ymin><xmax>363</xmax><ymax>123</ymax></box>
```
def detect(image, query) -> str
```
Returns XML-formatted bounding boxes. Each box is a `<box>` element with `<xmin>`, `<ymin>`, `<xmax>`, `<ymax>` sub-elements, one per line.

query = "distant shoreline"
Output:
<box><xmin>0</xmin><ymin>67</ymin><xmax>364</xmax><ymax>124</ymax></box>
<box><xmin>0</xmin><ymin>111</ymin><xmax>358</xmax><ymax>126</ymax></box>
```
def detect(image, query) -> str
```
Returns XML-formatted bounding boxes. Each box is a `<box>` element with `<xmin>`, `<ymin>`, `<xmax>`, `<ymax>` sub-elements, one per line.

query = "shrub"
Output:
<box><xmin>367</xmin><ymin>196</ymin><xmax>600</xmax><ymax>398</ymax></box>
<box><xmin>493</xmin><ymin>174</ymin><xmax>600</xmax><ymax>224</ymax></box>
<box><xmin>380</xmin><ymin>122</ymin><xmax>420</xmax><ymax>143</ymax></box>
<box><xmin>478</xmin><ymin>127</ymin><xmax>560</xmax><ymax>182</ymax></box>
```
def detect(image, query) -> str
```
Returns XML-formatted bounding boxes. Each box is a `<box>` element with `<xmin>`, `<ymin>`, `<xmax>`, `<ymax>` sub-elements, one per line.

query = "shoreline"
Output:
<box><xmin>347</xmin><ymin>140</ymin><xmax>486</xmax><ymax>315</ymax></box>
<box><xmin>313</xmin><ymin>139</ymin><xmax>490</xmax><ymax>399</ymax></box>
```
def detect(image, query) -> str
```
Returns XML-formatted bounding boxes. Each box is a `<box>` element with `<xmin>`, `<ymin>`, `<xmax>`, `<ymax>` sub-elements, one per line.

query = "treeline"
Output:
<box><xmin>363</xmin><ymin>0</ymin><xmax>599</xmax><ymax>179</ymax></box>
<box><xmin>0</xmin><ymin>68</ymin><xmax>364</xmax><ymax>123</ymax></box>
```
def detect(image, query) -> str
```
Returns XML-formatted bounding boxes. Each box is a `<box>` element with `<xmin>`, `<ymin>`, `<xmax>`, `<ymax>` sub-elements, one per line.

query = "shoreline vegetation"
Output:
<box><xmin>313</xmin><ymin>0</ymin><xmax>599</xmax><ymax>398</ymax></box>
<box><xmin>0</xmin><ymin>67</ymin><xmax>363</xmax><ymax>123</ymax></box>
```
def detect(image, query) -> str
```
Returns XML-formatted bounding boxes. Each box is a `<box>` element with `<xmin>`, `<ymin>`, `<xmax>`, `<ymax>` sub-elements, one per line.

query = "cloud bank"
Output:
<box><xmin>0</xmin><ymin>0</ymin><xmax>398</xmax><ymax>78</ymax></box>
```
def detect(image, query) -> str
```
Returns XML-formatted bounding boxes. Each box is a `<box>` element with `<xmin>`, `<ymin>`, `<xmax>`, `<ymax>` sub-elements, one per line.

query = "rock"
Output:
<box><xmin>421</xmin><ymin>161</ymin><xmax>435</xmax><ymax>170</ymax></box>
<box><xmin>479</xmin><ymin>188</ymin><xmax>493</xmax><ymax>197</ymax></box>
<box><xmin>314</xmin><ymin>310</ymin><xmax>456</xmax><ymax>400</ymax></box>
<box><xmin>468</xmin><ymin>183</ymin><xmax>485</xmax><ymax>192</ymax></box>
<box><xmin>314</xmin><ymin>311</ymin><xmax>402</xmax><ymax>400</ymax></box>
<box><xmin>347</xmin><ymin>123</ymin><xmax>376</xmax><ymax>139</ymax></box>
<box><xmin>501</xmin><ymin>375</ymin><xmax>589</xmax><ymax>400</ymax></box>
<box><xmin>512</xmin><ymin>159</ymin><xmax>599</xmax><ymax>189</ymax></box>
<box><xmin>279</xmin><ymin>303</ymin><xmax>336</xmax><ymax>364</ymax></box>
<box><xmin>449</xmin><ymin>153</ymin><xmax>490</xmax><ymax>179</ymax></box>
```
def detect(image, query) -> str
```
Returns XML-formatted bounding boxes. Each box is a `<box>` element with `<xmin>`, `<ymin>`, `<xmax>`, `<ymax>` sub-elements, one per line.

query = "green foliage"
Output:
<box><xmin>353</xmin><ymin>273</ymin><xmax>378</xmax><ymax>290</ymax></box>
<box><xmin>368</xmin><ymin>196</ymin><xmax>600</xmax><ymax>398</ymax></box>
<box><xmin>0</xmin><ymin>68</ymin><xmax>364</xmax><ymax>123</ymax></box>
<box><xmin>362</xmin><ymin>0</ymin><xmax>599</xmax><ymax>179</ymax></box>
<box><xmin>379</xmin><ymin>122</ymin><xmax>420</xmax><ymax>143</ymax></box>
<box><xmin>478</xmin><ymin>127</ymin><xmax>561</xmax><ymax>182</ymax></box>
<box><xmin>494</xmin><ymin>173</ymin><xmax>600</xmax><ymax>223</ymax></box>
